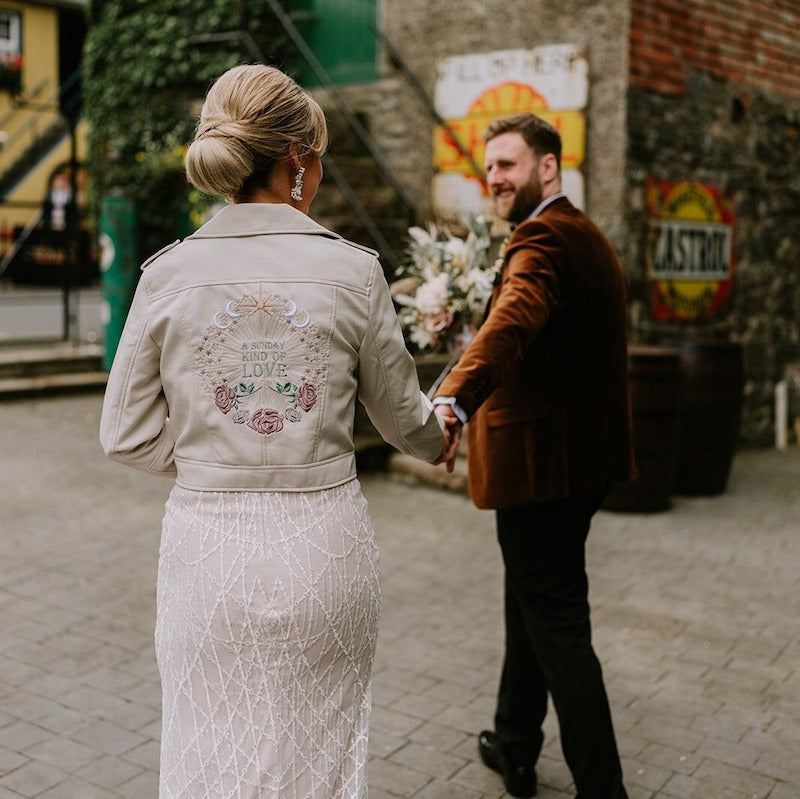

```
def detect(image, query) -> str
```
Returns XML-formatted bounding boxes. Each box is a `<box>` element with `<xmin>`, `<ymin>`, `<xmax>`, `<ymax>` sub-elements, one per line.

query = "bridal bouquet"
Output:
<box><xmin>391</xmin><ymin>215</ymin><xmax>503</xmax><ymax>353</ymax></box>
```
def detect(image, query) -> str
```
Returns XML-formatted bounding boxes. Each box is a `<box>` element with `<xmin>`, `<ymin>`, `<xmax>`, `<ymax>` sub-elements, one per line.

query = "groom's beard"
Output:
<box><xmin>503</xmin><ymin>178</ymin><xmax>543</xmax><ymax>225</ymax></box>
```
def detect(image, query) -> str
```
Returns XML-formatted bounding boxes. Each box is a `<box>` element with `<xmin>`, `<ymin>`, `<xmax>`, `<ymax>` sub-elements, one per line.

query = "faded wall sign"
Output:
<box><xmin>646</xmin><ymin>179</ymin><xmax>735</xmax><ymax>321</ymax></box>
<box><xmin>432</xmin><ymin>44</ymin><xmax>588</xmax><ymax>220</ymax></box>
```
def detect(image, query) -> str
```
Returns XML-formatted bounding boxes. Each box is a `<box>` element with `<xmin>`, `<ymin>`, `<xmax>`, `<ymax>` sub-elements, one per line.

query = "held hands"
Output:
<box><xmin>433</xmin><ymin>404</ymin><xmax>463</xmax><ymax>473</ymax></box>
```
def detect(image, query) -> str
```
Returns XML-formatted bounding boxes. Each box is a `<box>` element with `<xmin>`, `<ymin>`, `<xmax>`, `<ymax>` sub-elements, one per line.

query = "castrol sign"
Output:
<box><xmin>646</xmin><ymin>179</ymin><xmax>735</xmax><ymax>321</ymax></box>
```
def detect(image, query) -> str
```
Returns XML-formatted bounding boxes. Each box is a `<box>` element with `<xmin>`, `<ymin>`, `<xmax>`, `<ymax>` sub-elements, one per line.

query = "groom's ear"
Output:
<box><xmin>538</xmin><ymin>152</ymin><xmax>559</xmax><ymax>183</ymax></box>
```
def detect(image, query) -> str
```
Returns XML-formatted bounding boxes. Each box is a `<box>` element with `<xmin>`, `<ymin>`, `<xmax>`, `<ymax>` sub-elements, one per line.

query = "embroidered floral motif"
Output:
<box><xmin>296</xmin><ymin>382</ymin><xmax>317</xmax><ymax>412</ymax></box>
<box><xmin>247</xmin><ymin>408</ymin><xmax>284</xmax><ymax>435</ymax></box>
<box><xmin>197</xmin><ymin>289</ymin><xmax>329</xmax><ymax>437</ymax></box>
<box><xmin>214</xmin><ymin>384</ymin><xmax>236</xmax><ymax>414</ymax></box>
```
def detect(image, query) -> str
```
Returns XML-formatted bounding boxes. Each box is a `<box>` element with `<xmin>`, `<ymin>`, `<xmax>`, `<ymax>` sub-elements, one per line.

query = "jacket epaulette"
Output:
<box><xmin>140</xmin><ymin>239</ymin><xmax>181</xmax><ymax>271</ymax></box>
<box><xmin>339</xmin><ymin>238</ymin><xmax>379</xmax><ymax>259</ymax></box>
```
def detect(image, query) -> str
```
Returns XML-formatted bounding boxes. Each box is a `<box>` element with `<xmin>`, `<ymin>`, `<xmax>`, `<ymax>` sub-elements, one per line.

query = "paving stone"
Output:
<box><xmin>636</xmin><ymin>741</ymin><xmax>702</xmax><ymax>775</ymax></box>
<box><xmin>115</xmin><ymin>768</ymin><xmax>159</xmax><ymax>798</ymax></box>
<box><xmin>70</xmin><ymin>721</ymin><xmax>147</xmax><ymax>758</ymax></box>
<box><xmin>21</xmin><ymin>737</ymin><xmax>99</xmax><ymax>771</ymax></box>
<box><xmin>407</xmin><ymin>721</ymin><xmax>470</xmax><ymax>752</ymax></box>
<box><xmin>624</xmin><ymin>756</ymin><xmax>672</xmax><ymax>792</ymax></box>
<box><xmin>0</xmin><ymin>722</ymin><xmax>50</xmax><ymax>752</ymax></box>
<box><xmin>2</xmin><ymin>395</ymin><xmax>800</xmax><ymax>798</ymax></box>
<box><xmin>367</xmin><ymin>755</ymin><xmax>431</xmax><ymax>796</ymax></box>
<box><xmin>0</xmin><ymin>760</ymin><xmax>68</xmax><ymax>795</ymax></box>
<box><xmin>0</xmin><ymin>747</ymin><xmax>28</xmax><ymax>777</ymax></box>
<box><xmin>389</xmin><ymin>741</ymin><xmax>466</xmax><ymax>780</ymax></box>
<box><xmin>74</xmin><ymin>754</ymin><xmax>143</xmax><ymax>790</ymax></box>
<box><xmin>35</xmin><ymin>776</ymin><xmax>115</xmax><ymax>798</ymax></box>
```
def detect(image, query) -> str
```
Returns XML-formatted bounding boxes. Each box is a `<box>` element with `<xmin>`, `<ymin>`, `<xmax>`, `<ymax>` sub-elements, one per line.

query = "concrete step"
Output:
<box><xmin>0</xmin><ymin>370</ymin><xmax>107</xmax><ymax>397</ymax></box>
<box><xmin>0</xmin><ymin>342</ymin><xmax>106</xmax><ymax>398</ymax></box>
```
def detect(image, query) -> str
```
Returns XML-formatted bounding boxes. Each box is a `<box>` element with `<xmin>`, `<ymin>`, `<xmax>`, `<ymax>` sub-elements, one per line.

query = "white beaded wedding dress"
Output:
<box><xmin>155</xmin><ymin>481</ymin><xmax>380</xmax><ymax>799</ymax></box>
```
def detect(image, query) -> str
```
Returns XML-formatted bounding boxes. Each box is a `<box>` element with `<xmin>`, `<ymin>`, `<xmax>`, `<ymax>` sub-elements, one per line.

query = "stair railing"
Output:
<box><xmin>0</xmin><ymin>77</ymin><xmax>52</xmax><ymax>131</ymax></box>
<box><xmin>322</xmin><ymin>153</ymin><xmax>400</xmax><ymax>273</ymax></box>
<box><xmin>0</xmin><ymin>70</ymin><xmax>80</xmax><ymax>158</ymax></box>
<box><xmin>0</xmin><ymin>205</ymin><xmax>43</xmax><ymax>278</ymax></box>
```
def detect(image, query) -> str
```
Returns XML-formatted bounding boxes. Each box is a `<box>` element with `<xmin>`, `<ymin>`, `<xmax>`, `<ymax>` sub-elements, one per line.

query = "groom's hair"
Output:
<box><xmin>483</xmin><ymin>113</ymin><xmax>562</xmax><ymax>171</ymax></box>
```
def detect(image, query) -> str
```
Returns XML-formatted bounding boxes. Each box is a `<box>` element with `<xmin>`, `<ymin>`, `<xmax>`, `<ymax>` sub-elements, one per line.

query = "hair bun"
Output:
<box><xmin>185</xmin><ymin>130</ymin><xmax>253</xmax><ymax>199</ymax></box>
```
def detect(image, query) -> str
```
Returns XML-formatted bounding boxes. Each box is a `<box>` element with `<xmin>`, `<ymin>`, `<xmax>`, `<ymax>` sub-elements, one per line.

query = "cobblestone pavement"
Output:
<box><xmin>1</xmin><ymin>393</ymin><xmax>799</xmax><ymax>798</ymax></box>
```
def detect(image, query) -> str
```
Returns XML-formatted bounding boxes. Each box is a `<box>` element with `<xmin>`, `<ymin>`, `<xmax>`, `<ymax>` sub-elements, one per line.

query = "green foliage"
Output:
<box><xmin>82</xmin><ymin>0</ymin><xmax>301</xmax><ymax>259</ymax></box>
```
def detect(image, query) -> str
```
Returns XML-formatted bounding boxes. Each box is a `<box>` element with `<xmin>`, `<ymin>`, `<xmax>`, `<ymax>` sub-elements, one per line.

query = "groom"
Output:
<box><xmin>433</xmin><ymin>113</ymin><xmax>635</xmax><ymax>798</ymax></box>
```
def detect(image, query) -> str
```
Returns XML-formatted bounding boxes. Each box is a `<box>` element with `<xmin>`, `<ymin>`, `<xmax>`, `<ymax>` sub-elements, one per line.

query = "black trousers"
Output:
<box><xmin>494</xmin><ymin>495</ymin><xmax>628</xmax><ymax>799</ymax></box>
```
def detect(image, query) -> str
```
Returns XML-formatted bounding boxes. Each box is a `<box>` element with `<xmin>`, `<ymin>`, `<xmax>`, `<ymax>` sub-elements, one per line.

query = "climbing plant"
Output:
<box><xmin>82</xmin><ymin>0</ymin><xmax>302</xmax><ymax>260</ymax></box>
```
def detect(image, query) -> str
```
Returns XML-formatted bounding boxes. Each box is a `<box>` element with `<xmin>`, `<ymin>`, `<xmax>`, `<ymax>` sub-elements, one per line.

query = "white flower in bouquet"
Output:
<box><xmin>415</xmin><ymin>272</ymin><xmax>451</xmax><ymax>315</ymax></box>
<box><xmin>391</xmin><ymin>215</ymin><xmax>503</xmax><ymax>353</ymax></box>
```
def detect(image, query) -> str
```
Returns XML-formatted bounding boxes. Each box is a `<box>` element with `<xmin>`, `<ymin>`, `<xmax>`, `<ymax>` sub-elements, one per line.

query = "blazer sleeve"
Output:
<box><xmin>436</xmin><ymin>220</ymin><xmax>562</xmax><ymax>417</ymax></box>
<box><xmin>99</xmin><ymin>278</ymin><xmax>177</xmax><ymax>476</ymax></box>
<box><xmin>357</xmin><ymin>261</ymin><xmax>445</xmax><ymax>461</ymax></box>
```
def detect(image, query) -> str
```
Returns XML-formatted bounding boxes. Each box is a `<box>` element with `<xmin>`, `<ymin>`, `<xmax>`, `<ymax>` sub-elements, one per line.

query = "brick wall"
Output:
<box><xmin>630</xmin><ymin>0</ymin><xmax>800</xmax><ymax>99</ymax></box>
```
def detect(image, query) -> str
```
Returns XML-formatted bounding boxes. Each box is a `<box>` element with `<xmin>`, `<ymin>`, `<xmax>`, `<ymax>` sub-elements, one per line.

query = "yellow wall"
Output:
<box><xmin>0</xmin><ymin>2</ymin><xmax>87</xmax><ymax>232</ymax></box>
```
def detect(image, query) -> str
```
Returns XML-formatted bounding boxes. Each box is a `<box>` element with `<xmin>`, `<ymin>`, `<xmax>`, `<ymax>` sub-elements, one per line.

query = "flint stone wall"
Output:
<box><xmin>626</xmin><ymin>74</ymin><xmax>800</xmax><ymax>445</ymax></box>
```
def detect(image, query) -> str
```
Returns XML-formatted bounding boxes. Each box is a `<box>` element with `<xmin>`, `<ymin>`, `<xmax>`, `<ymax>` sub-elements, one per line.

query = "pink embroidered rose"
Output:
<box><xmin>284</xmin><ymin>408</ymin><xmax>302</xmax><ymax>422</ymax></box>
<box><xmin>296</xmin><ymin>382</ymin><xmax>317</xmax><ymax>412</ymax></box>
<box><xmin>247</xmin><ymin>408</ymin><xmax>284</xmax><ymax>435</ymax></box>
<box><xmin>214</xmin><ymin>383</ymin><xmax>236</xmax><ymax>414</ymax></box>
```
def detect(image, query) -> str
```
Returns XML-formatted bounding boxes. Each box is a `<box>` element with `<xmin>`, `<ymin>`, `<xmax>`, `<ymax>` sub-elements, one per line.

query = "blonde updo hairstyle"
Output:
<box><xmin>185</xmin><ymin>64</ymin><xmax>328</xmax><ymax>202</ymax></box>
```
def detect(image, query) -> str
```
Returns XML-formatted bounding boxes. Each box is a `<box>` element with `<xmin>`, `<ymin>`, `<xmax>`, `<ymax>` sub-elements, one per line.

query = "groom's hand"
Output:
<box><xmin>433</xmin><ymin>405</ymin><xmax>462</xmax><ymax>473</ymax></box>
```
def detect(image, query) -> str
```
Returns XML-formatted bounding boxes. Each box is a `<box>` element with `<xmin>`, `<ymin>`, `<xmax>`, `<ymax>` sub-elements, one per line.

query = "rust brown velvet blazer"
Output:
<box><xmin>437</xmin><ymin>196</ymin><xmax>636</xmax><ymax>509</ymax></box>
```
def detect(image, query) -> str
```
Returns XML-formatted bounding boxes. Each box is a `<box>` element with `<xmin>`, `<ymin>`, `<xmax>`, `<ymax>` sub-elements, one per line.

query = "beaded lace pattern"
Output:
<box><xmin>156</xmin><ymin>481</ymin><xmax>380</xmax><ymax>798</ymax></box>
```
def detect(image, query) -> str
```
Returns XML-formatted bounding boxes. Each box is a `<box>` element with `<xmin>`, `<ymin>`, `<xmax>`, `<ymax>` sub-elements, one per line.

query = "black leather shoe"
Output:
<box><xmin>478</xmin><ymin>730</ymin><xmax>537</xmax><ymax>798</ymax></box>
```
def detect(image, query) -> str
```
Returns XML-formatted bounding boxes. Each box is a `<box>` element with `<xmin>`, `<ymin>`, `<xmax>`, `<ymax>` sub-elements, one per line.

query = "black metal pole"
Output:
<box><xmin>62</xmin><ymin>117</ymin><xmax>79</xmax><ymax>342</ymax></box>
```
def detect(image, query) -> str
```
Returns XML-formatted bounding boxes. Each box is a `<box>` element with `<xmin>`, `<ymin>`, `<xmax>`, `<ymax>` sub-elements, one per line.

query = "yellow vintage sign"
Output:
<box><xmin>434</xmin><ymin>103</ymin><xmax>585</xmax><ymax>175</ymax></box>
<box><xmin>432</xmin><ymin>45</ymin><xmax>588</xmax><ymax>218</ymax></box>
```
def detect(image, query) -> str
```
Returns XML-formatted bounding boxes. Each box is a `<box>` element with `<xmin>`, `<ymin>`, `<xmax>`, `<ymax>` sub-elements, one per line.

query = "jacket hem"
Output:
<box><xmin>174</xmin><ymin>452</ymin><xmax>357</xmax><ymax>492</ymax></box>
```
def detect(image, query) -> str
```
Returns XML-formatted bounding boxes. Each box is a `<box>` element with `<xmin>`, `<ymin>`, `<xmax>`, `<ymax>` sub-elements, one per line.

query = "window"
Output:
<box><xmin>0</xmin><ymin>9</ymin><xmax>21</xmax><ymax>58</ymax></box>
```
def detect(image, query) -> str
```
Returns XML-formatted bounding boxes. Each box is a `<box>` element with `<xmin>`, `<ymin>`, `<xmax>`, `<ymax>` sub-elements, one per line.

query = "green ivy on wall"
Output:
<box><xmin>82</xmin><ymin>0</ymin><xmax>301</xmax><ymax>260</ymax></box>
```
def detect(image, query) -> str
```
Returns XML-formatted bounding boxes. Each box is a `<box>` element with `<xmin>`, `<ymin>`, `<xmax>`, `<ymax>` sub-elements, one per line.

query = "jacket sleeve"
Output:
<box><xmin>99</xmin><ymin>278</ymin><xmax>177</xmax><ymax>476</ymax></box>
<box><xmin>357</xmin><ymin>261</ymin><xmax>445</xmax><ymax>461</ymax></box>
<box><xmin>436</xmin><ymin>220</ymin><xmax>562</xmax><ymax>417</ymax></box>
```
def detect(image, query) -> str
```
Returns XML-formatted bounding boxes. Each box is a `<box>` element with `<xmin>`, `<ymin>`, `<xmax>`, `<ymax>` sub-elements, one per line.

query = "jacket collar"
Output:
<box><xmin>188</xmin><ymin>202</ymin><xmax>342</xmax><ymax>240</ymax></box>
<box><xmin>525</xmin><ymin>192</ymin><xmax>568</xmax><ymax>221</ymax></box>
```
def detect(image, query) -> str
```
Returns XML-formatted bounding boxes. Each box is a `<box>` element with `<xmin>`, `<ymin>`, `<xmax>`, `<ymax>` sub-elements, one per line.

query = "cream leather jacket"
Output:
<box><xmin>100</xmin><ymin>203</ymin><xmax>444</xmax><ymax>491</ymax></box>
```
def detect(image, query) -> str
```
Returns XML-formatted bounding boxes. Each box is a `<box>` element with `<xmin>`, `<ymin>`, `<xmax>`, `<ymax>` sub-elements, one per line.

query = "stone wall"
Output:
<box><xmin>625</xmin><ymin>75</ymin><xmax>800</xmax><ymax>445</ymax></box>
<box><xmin>626</xmin><ymin>0</ymin><xmax>800</xmax><ymax>445</ymax></box>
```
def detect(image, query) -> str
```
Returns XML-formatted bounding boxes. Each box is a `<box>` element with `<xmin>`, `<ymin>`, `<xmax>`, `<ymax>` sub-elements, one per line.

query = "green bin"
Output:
<box><xmin>100</xmin><ymin>197</ymin><xmax>138</xmax><ymax>370</ymax></box>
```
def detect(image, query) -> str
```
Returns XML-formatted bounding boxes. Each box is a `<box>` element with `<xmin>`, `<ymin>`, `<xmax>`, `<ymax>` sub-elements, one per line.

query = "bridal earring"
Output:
<box><xmin>291</xmin><ymin>167</ymin><xmax>305</xmax><ymax>202</ymax></box>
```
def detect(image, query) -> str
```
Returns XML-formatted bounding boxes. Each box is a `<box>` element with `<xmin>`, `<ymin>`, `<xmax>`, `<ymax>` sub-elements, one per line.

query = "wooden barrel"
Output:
<box><xmin>672</xmin><ymin>339</ymin><xmax>744</xmax><ymax>495</ymax></box>
<box><xmin>603</xmin><ymin>345</ymin><xmax>682</xmax><ymax>512</ymax></box>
